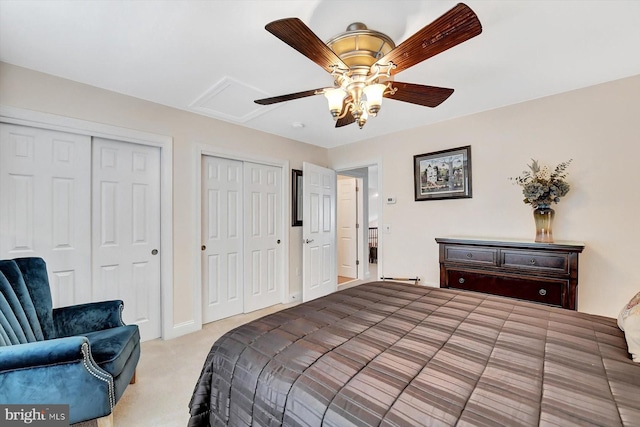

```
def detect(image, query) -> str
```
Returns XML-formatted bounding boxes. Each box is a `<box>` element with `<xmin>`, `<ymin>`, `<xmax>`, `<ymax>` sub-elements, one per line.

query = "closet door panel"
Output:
<box><xmin>201</xmin><ymin>156</ymin><xmax>244</xmax><ymax>323</ymax></box>
<box><xmin>92</xmin><ymin>137</ymin><xmax>162</xmax><ymax>341</ymax></box>
<box><xmin>243</xmin><ymin>162</ymin><xmax>282</xmax><ymax>312</ymax></box>
<box><xmin>0</xmin><ymin>123</ymin><xmax>92</xmax><ymax>305</ymax></box>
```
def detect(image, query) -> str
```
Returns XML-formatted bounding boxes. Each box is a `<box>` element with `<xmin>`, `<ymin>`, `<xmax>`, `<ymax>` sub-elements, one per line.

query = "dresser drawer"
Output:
<box><xmin>501</xmin><ymin>250</ymin><xmax>568</xmax><ymax>273</ymax></box>
<box><xmin>447</xmin><ymin>270</ymin><xmax>563</xmax><ymax>307</ymax></box>
<box><xmin>444</xmin><ymin>245</ymin><xmax>497</xmax><ymax>265</ymax></box>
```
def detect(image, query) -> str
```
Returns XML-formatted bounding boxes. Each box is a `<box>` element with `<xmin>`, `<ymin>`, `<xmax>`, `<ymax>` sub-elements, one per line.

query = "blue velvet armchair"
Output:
<box><xmin>0</xmin><ymin>257</ymin><xmax>140</xmax><ymax>425</ymax></box>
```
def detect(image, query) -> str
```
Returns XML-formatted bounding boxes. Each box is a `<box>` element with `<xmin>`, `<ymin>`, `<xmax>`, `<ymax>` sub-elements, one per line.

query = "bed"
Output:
<box><xmin>188</xmin><ymin>281</ymin><xmax>640</xmax><ymax>426</ymax></box>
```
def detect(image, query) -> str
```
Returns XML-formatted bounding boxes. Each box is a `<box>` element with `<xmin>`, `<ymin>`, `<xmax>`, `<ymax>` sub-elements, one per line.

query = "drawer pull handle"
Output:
<box><xmin>466</xmin><ymin>253</ymin><xmax>473</xmax><ymax>259</ymax></box>
<box><xmin>458</xmin><ymin>278</ymin><xmax>465</xmax><ymax>284</ymax></box>
<box><xmin>539</xmin><ymin>288</ymin><xmax>547</xmax><ymax>296</ymax></box>
<box><xmin>530</xmin><ymin>259</ymin><xmax>537</xmax><ymax>265</ymax></box>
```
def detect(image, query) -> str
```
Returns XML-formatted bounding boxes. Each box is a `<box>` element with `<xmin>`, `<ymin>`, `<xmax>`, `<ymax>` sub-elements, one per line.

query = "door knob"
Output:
<box><xmin>201</xmin><ymin>245</ymin><xmax>206</xmax><ymax>251</ymax></box>
<box><xmin>151</xmin><ymin>249</ymin><xmax>158</xmax><ymax>255</ymax></box>
<box><xmin>277</xmin><ymin>239</ymin><xmax>281</xmax><ymax>244</ymax></box>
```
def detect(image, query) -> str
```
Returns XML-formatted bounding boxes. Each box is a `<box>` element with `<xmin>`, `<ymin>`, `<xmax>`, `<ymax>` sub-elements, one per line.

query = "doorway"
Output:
<box><xmin>337</xmin><ymin>175</ymin><xmax>361</xmax><ymax>285</ymax></box>
<box><xmin>336</xmin><ymin>164</ymin><xmax>381</xmax><ymax>286</ymax></box>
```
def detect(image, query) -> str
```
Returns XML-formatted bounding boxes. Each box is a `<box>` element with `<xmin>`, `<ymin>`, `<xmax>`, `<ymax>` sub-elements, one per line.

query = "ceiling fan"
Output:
<box><xmin>254</xmin><ymin>3</ymin><xmax>482</xmax><ymax>129</ymax></box>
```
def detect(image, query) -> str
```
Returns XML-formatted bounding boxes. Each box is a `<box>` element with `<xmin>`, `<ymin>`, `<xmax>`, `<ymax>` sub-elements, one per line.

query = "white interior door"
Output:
<box><xmin>337</xmin><ymin>176</ymin><xmax>358</xmax><ymax>279</ymax></box>
<box><xmin>92</xmin><ymin>137</ymin><xmax>161</xmax><ymax>341</ymax></box>
<box><xmin>243</xmin><ymin>162</ymin><xmax>282</xmax><ymax>312</ymax></box>
<box><xmin>201</xmin><ymin>156</ymin><xmax>244</xmax><ymax>323</ymax></box>
<box><xmin>302</xmin><ymin>162</ymin><xmax>336</xmax><ymax>302</ymax></box>
<box><xmin>0</xmin><ymin>124</ymin><xmax>92</xmax><ymax>306</ymax></box>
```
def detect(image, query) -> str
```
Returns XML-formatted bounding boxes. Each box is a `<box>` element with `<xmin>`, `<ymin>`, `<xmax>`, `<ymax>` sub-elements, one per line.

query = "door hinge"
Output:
<box><xmin>356</xmin><ymin>260</ymin><xmax>360</xmax><ymax>265</ymax></box>
<box><xmin>356</xmin><ymin>223</ymin><xmax>360</xmax><ymax>229</ymax></box>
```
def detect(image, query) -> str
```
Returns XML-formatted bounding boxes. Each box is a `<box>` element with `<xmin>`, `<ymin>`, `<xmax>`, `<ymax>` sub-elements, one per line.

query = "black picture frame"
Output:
<box><xmin>413</xmin><ymin>145</ymin><xmax>472</xmax><ymax>201</ymax></box>
<box><xmin>292</xmin><ymin>169</ymin><xmax>303</xmax><ymax>226</ymax></box>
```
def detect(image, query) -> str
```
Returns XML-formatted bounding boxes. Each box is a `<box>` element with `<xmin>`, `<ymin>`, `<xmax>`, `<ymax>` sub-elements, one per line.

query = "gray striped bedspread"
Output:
<box><xmin>188</xmin><ymin>281</ymin><xmax>640</xmax><ymax>426</ymax></box>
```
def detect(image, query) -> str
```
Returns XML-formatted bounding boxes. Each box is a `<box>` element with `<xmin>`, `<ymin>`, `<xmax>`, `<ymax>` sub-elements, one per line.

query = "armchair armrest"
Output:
<box><xmin>0</xmin><ymin>337</ymin><xmax>115</xmax><ymax>424</ymax></box>
<box><xmin>52</xmin><ymin>300</ymin><xmax>124</xmax><ymax>337</ymax></box>
<box><xmin>0</xmin><ymin>336</ymin><xmax>89</xmax><ymax>371</ymax></box>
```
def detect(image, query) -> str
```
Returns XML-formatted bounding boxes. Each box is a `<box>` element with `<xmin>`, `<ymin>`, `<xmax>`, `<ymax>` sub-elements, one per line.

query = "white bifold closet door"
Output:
<box><xmin>92</xmin><ymin>138</ymin><xmax>161</xmax><ymax>341</ymax></box>
<box><xmin>201</xmin><ymin>156</ymin><xmax>244</xmax><ymax>323</ymax></box>
<box><xmin>201</xmin><ymin>156</ymin><xmax>282</xmax><ymax>324</ymax></box>
<box><xmin>0</xmin><ymin>124</ymin><xmax>92</xmax><ymax>305</ymax></box>
<box><xmin>0</xmin><ymin>124</ymin><xmax>162</xmax><ymax>341</ymax></box>
<box><xmin>243</xmin><ymin>161</ymin><xmax>282</xmax><ymax>313</ymax></box>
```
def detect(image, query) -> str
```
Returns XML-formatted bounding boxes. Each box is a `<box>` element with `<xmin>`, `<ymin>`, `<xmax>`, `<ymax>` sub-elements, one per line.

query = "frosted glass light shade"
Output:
<box><xmin>363</xmin><ymin>83</ymin><xmax>386</xmax><ymax>114</ymax></box>
<box><xmin>324</xmin><ymin>88</ymin><xmax>347</xmax><ymax>117</ymax></box>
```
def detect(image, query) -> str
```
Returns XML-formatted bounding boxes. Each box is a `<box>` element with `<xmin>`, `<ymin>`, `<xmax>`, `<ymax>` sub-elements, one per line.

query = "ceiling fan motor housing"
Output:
<box><xmin>326</xmin><ymin>23</ymin><xmax>396</xmax><ymax>71</ymax></box>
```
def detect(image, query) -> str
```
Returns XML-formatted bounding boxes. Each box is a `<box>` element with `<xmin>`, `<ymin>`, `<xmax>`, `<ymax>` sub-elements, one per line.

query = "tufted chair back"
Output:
<box><xmin>0</xmin><ymin>258</ymin><xmax>55</xmax><ymax>346</ymax></box>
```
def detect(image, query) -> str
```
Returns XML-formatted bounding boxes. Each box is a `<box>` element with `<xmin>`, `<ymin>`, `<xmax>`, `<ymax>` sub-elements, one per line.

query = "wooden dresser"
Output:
<box><xmin>436</xmin><ymin>237</ymin><xmax>584</xmax><ymax>310</ymax></box>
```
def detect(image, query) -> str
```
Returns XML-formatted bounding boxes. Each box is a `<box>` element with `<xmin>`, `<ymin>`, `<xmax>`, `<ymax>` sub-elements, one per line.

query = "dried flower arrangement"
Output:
<box><xmin>510</xmin><ymin>159</ymin><xmax>572</xmax><ymax>208</ymax></box>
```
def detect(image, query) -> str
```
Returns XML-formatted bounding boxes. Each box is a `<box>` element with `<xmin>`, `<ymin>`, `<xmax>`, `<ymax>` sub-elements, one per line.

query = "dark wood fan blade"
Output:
<box><xmin>254</xmin><ymin>88</ymin><xmax>324</xmax><ymax>105</ymax></box>
<box><xmin>265</xmin><ymin>18</ymin><xmax>349</xmax><ymax>74</ymax></box>
<box><xmin>385</xmin><ymin>82</ymin><xmax>454</xmax><ymax>107</ymax></box>
<box><xmin>375</xmin><ymin>3</ymin><xmax>482</xmax><ymax>75</ymax></box>
<box><xmin>335</xmin><ymin>113</ymin><xmax>356</xmax><ymax>128</ymax></box>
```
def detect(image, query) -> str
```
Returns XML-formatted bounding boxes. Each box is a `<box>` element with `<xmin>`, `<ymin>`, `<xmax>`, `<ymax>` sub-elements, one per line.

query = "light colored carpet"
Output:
<box><xmin>112</xmin><ymin>302</ymin><xmax>297</xmax><ymax>426</ymax></box>
<box><xmin>71</xmin><ymin>420</ymin><xmax>97</xmax><ymax>427</ymax></box>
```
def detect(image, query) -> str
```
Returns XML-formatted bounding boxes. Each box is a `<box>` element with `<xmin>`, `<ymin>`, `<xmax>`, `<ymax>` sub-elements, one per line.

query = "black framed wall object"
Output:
<box><xmin>292</xmin><ymin>169</ymin><xmax>302</xmax><ymax>226</ymax></box>
<box><xmin>414</xmin><ymin>145</ymin><xmax>472</xmax><ymax>201</ymax></box>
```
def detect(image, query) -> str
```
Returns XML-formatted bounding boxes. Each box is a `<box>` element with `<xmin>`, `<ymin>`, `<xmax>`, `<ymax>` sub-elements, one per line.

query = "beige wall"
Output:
<box><xmin>0</xmin><ymin>62</ymin><xmax>328</xmax><ymax>332</ymax></box>
<box><xmin>2</xmin><ymin>61</ymin><xmax>637</xmax><ymax>325</ymax></box>
<box><xmin>329</xmin><ymin>74</ymin><xmax>640</xmax><ymax>318</ymax></box>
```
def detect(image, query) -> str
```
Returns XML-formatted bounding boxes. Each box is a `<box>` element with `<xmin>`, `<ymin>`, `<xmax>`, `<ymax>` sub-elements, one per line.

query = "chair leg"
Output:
<box><xmin>96</xmin><ymin>413</ymin><xmax>113</xmax><ymax>427</ymax></box>
<box><xmin>130</xmin><ymin>370</ymin><xmax>136</xmax><ymax>384</ymax></box>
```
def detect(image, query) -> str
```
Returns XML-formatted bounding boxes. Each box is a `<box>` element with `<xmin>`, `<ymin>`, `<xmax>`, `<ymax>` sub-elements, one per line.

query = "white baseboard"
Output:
<box><xmin>288</xmin><ymin>292</ymin><xmax>302</xmax><ymax>303</ymax></box>
<box><xmin>162</xmin><ymin>320</ymin><xmax>201</xmax><ymax>340</ymax></box>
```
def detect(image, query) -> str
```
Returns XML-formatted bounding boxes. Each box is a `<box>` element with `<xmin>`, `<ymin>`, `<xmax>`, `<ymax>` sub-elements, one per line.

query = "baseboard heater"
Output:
<box><xmin>380</xmin><ymin>276</ymin><xmax>421</xmax><ymax>285</ymax></box>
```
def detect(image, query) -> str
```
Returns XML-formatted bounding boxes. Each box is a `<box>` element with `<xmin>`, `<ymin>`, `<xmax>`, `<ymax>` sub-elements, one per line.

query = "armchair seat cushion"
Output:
<box><xmin>85</xmin><ymin>325</ymin><xmax>140</xmax><ymax>378</ymax></box>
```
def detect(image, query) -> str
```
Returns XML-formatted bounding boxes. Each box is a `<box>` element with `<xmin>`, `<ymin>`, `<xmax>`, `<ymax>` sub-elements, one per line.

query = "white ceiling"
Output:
<box><xmin>1</xmin><ymin>0</ymin><xmax>639</xmax><ymax>149</ymax></box>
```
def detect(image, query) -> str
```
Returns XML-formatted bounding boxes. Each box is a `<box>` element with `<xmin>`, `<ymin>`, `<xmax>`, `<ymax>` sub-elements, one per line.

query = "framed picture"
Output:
<box><xmin>413</xmin><ymin>145</ymin><xmax>472</xmax><ymax>201</ymax></box>
<box><xmin>292</xmin><ymin>169</ymin><xmax>303</xmax><ymax>226</ymax></box>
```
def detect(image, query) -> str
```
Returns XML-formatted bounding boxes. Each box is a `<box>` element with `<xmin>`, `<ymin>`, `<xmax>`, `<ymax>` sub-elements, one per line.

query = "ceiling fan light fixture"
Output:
<box><xmin>257</xmin><ymin>4</ymin><xmax>482</xmax><ymax>130</ymax></box>
<box><xmin>324</xmin><ymin>88</ymin><xmax>347</xmax><ymax>118</ymax></box>
<box><xmin>324</xmin><ymin>23</ymin><xmax>400</xmax><ymax>127</ymax></box>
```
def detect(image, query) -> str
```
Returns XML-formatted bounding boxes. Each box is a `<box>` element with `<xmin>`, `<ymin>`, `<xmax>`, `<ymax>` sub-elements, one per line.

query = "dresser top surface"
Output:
<box><xmin>436</xmin><ymin>236</ymin><xmax>585</xmax><ymax>252</ymax></box>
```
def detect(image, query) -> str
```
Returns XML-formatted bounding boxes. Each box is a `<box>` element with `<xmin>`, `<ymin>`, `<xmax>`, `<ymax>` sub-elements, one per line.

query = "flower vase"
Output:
<box><xmin>533</xmin><ymin>205</ymin><xmax>555</xmax><ymax>243</ymax></box>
